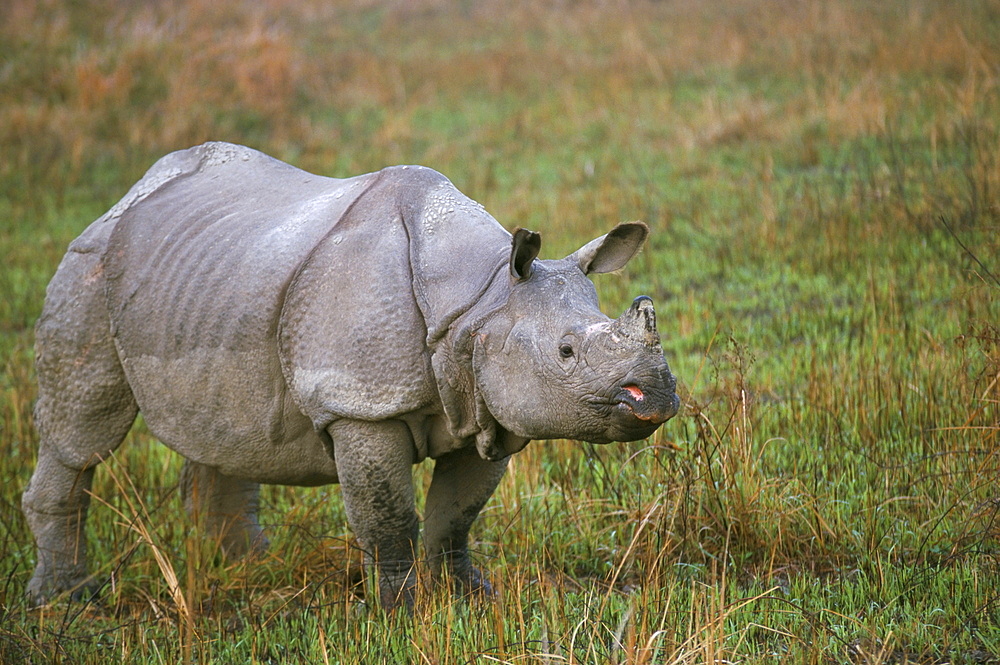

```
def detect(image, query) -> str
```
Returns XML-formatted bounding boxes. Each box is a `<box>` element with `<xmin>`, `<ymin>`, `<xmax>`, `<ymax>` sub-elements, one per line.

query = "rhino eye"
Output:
<box><xmin>559</xmin><ymin>343</ymin><xmax>574</xmax><ymax>359</ymax></box>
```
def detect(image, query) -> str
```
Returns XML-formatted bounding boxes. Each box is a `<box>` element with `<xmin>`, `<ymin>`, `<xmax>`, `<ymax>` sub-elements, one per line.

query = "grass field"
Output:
<box><xmin>2</xmin><ymin>0</ymin><xmax>999</xmax><ymax>662</ymax></box>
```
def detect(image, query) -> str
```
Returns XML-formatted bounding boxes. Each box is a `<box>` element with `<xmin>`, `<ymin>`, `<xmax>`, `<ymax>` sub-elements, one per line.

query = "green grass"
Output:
<box><xmin>2</xmin><ymin>0</ymin><xmax>999</xmax><ymax>663</ymax></box>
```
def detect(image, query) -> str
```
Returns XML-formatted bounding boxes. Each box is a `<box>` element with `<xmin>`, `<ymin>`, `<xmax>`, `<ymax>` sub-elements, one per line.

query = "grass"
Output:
<box><xmin>1</xmin><ymin>0</ymin><xmax>999</xmax><ymax>662</ymax></box>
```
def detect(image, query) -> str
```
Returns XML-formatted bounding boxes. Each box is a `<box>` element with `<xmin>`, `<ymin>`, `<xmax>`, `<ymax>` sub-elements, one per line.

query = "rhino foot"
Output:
<box><xmin>377</xmin><ymin>567</ymin><xmax>417</xmax><ymax>613</ymax></box>
<box><xmin>453</xmin><ymin>565</ymin><xmax>496</xmax><ymax>600</ymax></box>
<box><xmin>180</xmin><ymin>460</ymin><xmax>268</xmax><ymax>560</ymax></box>
<box><xmin>428</xmin><ymin>552</ymin><xmax>497</xmax><ymax>601</ymax></box>
<box><xmin>26</xmin><ymin>570</ymin><xmax>102</xmax><ymax>609</ymax></box>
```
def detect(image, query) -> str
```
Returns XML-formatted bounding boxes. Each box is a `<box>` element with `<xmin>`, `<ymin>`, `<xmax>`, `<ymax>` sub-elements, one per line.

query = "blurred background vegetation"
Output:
<box><xmin>1</xmin><ymin>0</ymin><xmax>998</xmax><ymax>663</ymax></box>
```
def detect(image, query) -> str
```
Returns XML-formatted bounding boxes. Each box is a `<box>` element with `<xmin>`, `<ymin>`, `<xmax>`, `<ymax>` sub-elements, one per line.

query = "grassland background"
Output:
<box><xmin>1</xmin><ymin>0</ymin><xmax>998</xmax><ymax>663</ymax></box>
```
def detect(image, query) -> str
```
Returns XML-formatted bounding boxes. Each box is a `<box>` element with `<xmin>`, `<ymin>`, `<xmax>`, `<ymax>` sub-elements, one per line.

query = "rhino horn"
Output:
<box><xmin>609</xmin><ymin>296</ymin><xmax>661</xmax><ymax>348</ymax></box>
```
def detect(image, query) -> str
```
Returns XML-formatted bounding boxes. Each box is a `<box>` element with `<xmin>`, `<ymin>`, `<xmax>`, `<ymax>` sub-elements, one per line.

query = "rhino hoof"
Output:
<box><xmin>456</xmin><ymin>567</ymin><xmax>497</xmax><ymax>600</ymax></box>
<box><xmin>221</xmin><ymin>529</ymin><xmax>270</xmax><ymax>561</ymax></box>
<box><xmin>27</xmin><ymin>575</ymin><xmax>102</xmax><ymax>609</ymax></box>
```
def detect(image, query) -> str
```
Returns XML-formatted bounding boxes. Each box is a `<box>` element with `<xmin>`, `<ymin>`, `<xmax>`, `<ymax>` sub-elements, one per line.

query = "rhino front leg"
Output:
<box><xmin>327</xmin><ymin>419</ymin><xmax>418</xmax><ymax>611</ymax></box>
<box><xmin>423</xmin><ymin>446</ymin><xmax>509</xmax><ymax>598</ymax></box>
<box><xmin>180</xmin><ymin>461</ymin><xmax>268</xmax><ymax>559</ymax></box>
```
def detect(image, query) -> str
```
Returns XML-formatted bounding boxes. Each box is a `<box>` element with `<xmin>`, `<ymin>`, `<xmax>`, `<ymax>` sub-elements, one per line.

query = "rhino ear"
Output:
<box><xmin>510</xmin><ymin>228</ymin><xmax>541</xmax><ymax>280</ymax></box>
<box><xmin>571</xmin><ymin>222</ymin><xmax>648</xmax><ymax>274</ymax></box>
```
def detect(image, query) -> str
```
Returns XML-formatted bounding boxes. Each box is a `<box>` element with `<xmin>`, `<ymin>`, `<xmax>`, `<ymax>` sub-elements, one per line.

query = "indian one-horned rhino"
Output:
<box><xmin>23</xmin><ymin>142</ymin><xmax>679</xmax><ymax>610</ymax></box>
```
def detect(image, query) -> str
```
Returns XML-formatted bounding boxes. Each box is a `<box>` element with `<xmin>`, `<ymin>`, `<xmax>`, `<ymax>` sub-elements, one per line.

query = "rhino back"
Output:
<box><xmin>103</xmin><ymin>143</ymin><xmax>375</xmax><ymax>480</ymax></box>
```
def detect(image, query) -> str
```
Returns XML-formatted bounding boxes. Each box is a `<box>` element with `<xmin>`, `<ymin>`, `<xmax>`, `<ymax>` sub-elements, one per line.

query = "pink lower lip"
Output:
<box><xmin>625</xmin><ymin>404</ymin><xmax>663</xmax><ymax>423</ymax></box>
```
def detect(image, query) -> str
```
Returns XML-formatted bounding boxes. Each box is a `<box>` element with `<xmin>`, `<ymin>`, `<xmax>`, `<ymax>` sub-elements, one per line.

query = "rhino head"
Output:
<box><xmin>453</xmin><ymin>222</ymin><xmax>679</xmax><ymax>458</ymax></box>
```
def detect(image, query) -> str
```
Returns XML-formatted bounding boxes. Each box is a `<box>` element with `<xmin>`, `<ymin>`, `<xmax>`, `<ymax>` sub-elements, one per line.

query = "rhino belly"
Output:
<box><xmin>121</xmin><ymin>348</ymin><xmax>340</xmax><ymax>484</ymax></box>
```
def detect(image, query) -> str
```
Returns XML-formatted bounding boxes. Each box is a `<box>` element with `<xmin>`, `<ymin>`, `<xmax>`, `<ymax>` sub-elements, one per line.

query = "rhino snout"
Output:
<box><xmin>614</xmin><ymin>382</ymin><xmax>680</xmax><ymax>426</ymax></box>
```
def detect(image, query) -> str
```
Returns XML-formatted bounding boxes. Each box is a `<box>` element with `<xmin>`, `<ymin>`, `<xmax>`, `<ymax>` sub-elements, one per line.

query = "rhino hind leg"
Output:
<box><xmin>23</xmin><ymin>459</ymin><xmax>103</xmax><ymax>606</ymax></box>
<box><xmin>423</xmin><ymin>447</ymin><xmax>509</xmax><ymax>598</ymax></box>
<box><xmin>179</xmin><ymin>461</ymin><xmax>268</xmax><ymax>559</ymax></box>
<box><xmin>25</xmin><ymin>248</ymin><xmax>140</xmax><ymax>605</ymax></box>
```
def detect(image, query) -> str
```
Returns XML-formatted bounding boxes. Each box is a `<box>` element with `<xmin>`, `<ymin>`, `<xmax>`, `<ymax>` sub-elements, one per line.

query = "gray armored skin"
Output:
<box><xmin>24</xmin><ymin>142</ymin><xmax>679</xmax><ymax>610</ymax></box>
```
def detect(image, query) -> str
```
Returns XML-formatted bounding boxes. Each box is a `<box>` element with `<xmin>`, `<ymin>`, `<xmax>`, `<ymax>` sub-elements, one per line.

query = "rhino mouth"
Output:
<box><xmin>613</xmin><ymin>383</ymin><xmax>679</xmax><ymax>427</ymax></box>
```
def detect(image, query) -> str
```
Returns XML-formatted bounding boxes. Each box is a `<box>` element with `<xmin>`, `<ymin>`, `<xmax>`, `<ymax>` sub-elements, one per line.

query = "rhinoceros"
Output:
<box><xmin>23</xmin><ymin>142</ymin><xmax>679</xmax><ymax>609</ymax></box>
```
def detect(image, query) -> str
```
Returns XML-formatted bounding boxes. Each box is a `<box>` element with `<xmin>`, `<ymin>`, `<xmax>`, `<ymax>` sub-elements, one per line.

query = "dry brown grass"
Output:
<box><xmin>3</xmin><ymin>0</ymin><xmax>996</xmax><ymax>199</ymax></box>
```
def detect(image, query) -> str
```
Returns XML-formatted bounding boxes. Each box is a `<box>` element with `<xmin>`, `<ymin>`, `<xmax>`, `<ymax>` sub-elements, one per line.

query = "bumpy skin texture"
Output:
<box><xmin>24</xmin><ymin>142</ymin><xmax>679</xmax><ymax>609</ymax></box>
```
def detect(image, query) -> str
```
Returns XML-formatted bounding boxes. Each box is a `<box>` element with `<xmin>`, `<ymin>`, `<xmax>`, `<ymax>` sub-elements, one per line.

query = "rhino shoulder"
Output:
<box><xmin>277</xmin><ymin>168</ymin><xmax>440</xmax><ymax>431</ymax></box>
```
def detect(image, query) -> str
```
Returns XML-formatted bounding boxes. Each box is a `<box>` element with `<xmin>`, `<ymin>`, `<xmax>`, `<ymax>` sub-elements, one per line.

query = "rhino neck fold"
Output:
<box><xmin>392</xmin><ymin>170</ymin><xmax>531</xmax><ymax>460</ymax></box>
<box><xmin>396</xmin><ymin>170</ymin><xmax>512</xmax><ymax>346</ymax></box>
<box><xmin>427</xmin><ymin>264</ymin><xmax>528</xmax><ymax>461</ymax></box>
